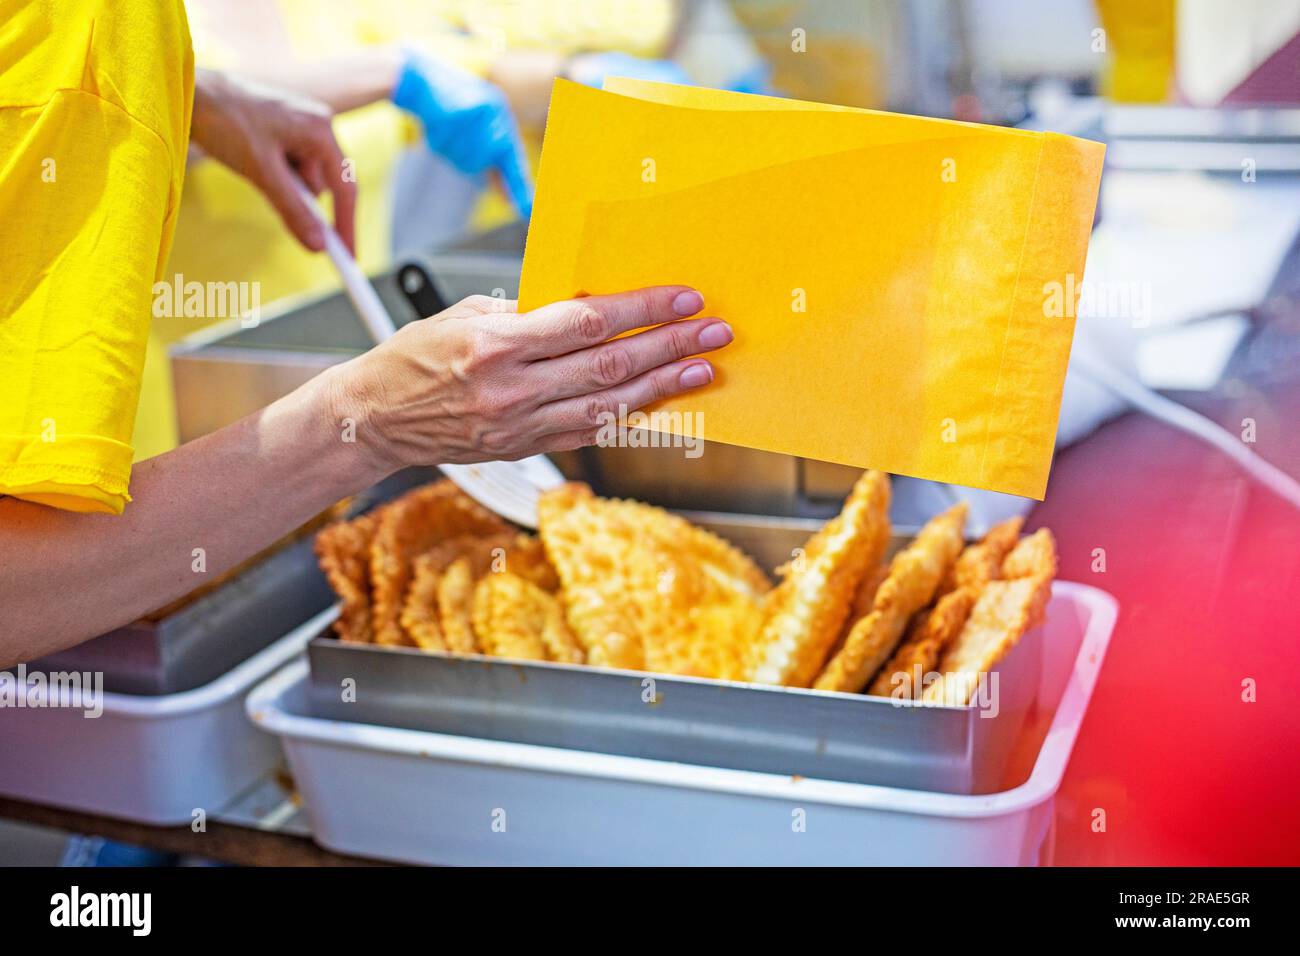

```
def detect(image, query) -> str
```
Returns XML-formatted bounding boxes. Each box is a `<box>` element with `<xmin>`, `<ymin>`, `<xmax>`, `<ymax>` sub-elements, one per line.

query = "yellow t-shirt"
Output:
<box><xmin>0</xmin><ymin>0</ymin><xmax>193</xmax><ymax>514</ymax></box>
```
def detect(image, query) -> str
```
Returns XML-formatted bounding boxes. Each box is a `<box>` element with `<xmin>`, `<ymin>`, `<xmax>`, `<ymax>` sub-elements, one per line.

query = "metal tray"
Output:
<box><xmin>31</xmin><ymin>469</ymin><xmax>433</xmax><ymax>696</ymax></box>
<box><xmin>303</xmin><ymin>513</ymin><xmax>1040</xmax><ymax>795</ymax></box>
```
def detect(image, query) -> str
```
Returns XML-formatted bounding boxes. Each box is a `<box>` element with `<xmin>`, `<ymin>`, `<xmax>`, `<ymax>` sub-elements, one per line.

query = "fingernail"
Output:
<box><xmin>672</xmin><ymin>290</ymin><xmax>704</xmax><ymax>316</ymax></box>
<box><xmin>697</xmin><ymin>321</ymin><xmax>732</xmax><ymax>349</ymax></box>
<box><xmin>679</xmin><ymin>362</ymin><xmax>713</xmax><ymax>388</ymax></box>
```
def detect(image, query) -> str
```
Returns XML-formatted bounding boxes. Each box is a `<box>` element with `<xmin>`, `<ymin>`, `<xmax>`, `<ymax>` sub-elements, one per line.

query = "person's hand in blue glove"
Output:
<box><xmin>392</xmin><ymin>51</ymin><xmax>533</xmax><ymax>218</ymax></box>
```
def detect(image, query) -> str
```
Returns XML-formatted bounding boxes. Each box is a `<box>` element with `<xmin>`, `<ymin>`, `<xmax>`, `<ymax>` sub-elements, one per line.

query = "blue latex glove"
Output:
<box><xmin>725</xmin><ymin>63</ymin><xmax>776</xmax><ymax>96</ymax></box>
<box><xmin>567</xmin><ymin>51</ymin><xmax>692</xmax><ymax>88</ymax></box>
<box><xmin>392</xmin><ymin>51</ymin><xmax>533</xmax><ymax>218</ymax></box>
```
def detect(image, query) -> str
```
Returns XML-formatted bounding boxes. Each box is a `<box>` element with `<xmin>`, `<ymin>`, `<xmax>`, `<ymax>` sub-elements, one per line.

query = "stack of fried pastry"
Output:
<box><xmin>315</xmin><ymin>481</ymin><xmax>564</xmax><ymax>659</ymax></box>
<box><xmin>315</xmin><ymin>472</ymin><xmax>1056</xmax><ymax>704</ymax></box>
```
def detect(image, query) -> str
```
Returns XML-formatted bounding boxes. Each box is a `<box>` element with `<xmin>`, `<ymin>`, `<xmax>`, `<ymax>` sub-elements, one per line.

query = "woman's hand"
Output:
<box><xmin>0</xmin><ymin>284</ymin><xmax>730</xmax><ymax>655</ymax></box>
<box><xmin>330</xmin><ymin>286</ymin><xmax>733</xmax><ymax>471</ymax></box>
<box><xmin>190</xmin><ymin>68</ymin><xmax>356</xmax><ymax>253</ymax></box>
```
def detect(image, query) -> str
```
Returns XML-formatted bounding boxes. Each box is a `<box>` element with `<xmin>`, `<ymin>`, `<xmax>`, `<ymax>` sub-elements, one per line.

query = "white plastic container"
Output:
<box><xmin>0</xmin><ymin>608</ymin><xmax>332</xmax><ymax>825</ymax></box>
<box><xmin>248</xmin><ymin>582</ymin><xmax>1117</xmax><ymax>866</ymax></box>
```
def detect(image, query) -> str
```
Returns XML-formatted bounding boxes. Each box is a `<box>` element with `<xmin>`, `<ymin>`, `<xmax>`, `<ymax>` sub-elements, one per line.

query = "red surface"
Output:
<box><xmin>1030</xmin><ymin>389</ymin><xmax>1300</xmax><ymax>865</ymax></box>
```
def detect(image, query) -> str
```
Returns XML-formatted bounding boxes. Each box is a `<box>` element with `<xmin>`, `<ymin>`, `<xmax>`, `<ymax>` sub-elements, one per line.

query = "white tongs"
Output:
<box><xmin>294</xmin><ymin>182</ymin><xmax>564</xmax><ymax>528</ymax></box>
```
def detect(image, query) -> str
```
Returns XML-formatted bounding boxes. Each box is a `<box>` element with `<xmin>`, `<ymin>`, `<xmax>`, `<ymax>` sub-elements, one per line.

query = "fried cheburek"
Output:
<box><xmin>850</xmin><ymin>561</ymin><xmax>891</xmax><ymax>627</ymax></box>
<box><xmin>538</xmin><ymin>483</ymin><xmax>770</xmax><ymax>677</ymax></box>
<box><xmin>818</xmin><ymin>560</ymin><xmax>890</xmax><ymax>666</ymax></box>
<box><xmin>867</xmin><ymin>516</ymin><xmax>1025</xmax><ymax>698</ymax></box>
<box><xmin>866</xmin><ymin>585</ymin><xmax>975</xmax><ymax>699</ymax></box>
<box><xmin>437</xmin><ymin>557</ymin><xmax>481</xmax><ymax>653</ymax></box>
<box><xmin>1000</xmin><ymin>527</ymin><xmax>1058</xmax><ymax>580</ymax></box>
<box><xmin>746</xmin><ymin>471</ymin><xmax>891</xmax><ymax>688</ymax></box>
<box><xmin>922</xmin><ymin>529</ymin><xmax>1057</xmax><ymax>706</ymax></box>
<box><xmin>315</xmin><ymin>474</ymin><xmax>1060</xmax><ymax>705</ymax></box>
<box><xmin>501</xmin><ymin>534</ymin><xmax>561</xmax><ymax>592</ymax></box>
<box><xmin>315</xmin><ymin>511</ymin><xmax>380</xmax><ymax>643</ymax></box>
<box><xmin>400</xmin><ymin>533</ymin><xmax>515</xmax><ymax>650</ymax></box>
<box><xmin>473</xmin><ymin>572</ymin><xmax>584</xmax><ymax>663</ymax></box>
<box><xmin>369</xmin><ymin>481</ymin><xmax>509</xmax><ymax>646</ymax></box>
<box><xmin>813</xmin><ymin>501</ymin><xmax>967</xmax><ymax>693</ymax></box>
<box><xmin>939</xmin><ymin>515</ymin><xmax>1024</xmax><ymax>596</ymax></box>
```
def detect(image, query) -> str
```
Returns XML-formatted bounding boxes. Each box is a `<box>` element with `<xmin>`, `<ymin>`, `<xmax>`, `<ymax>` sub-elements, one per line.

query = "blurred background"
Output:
<box><xmin>149</xmin><ymin>0</ymin><xmax>1300</xmax><ymax>528</ymax></box>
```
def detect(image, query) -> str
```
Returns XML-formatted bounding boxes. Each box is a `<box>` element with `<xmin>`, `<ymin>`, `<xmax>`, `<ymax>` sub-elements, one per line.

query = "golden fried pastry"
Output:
<box><xmin>401</xmin><ymin>569</ymin><xmax>446</xmax><ymax>651</ymax></box>
<box><xmin>537</xmin><ymin>601</ymin><xmax>585</xmax><ymax>664</ymax></box>
<box><xmin>1000</xmin><ymin>527</ymin><xmax>1058</xmax><ymax>581</ymax></box>
<box><xmin>473</xmin><ymin>572</ymin><xmax>584</xmax><ymax>663</ymax></box>
<box><xmin>658</xmin><ymin>594</ymin><xmax>767</xmax><ymax>681</ymax></box>
<box><xmin>813</xmin><ymin>501</ymin><xmax>967</xmax><ymax>693</ymax></box>
<box><xmin>437</xmin><ymin>556</ymin><xmax>481</xmax><ymax>654</ymax></box>
<box><xmin>922</xmin><ymin>529</ymin><xmax>1057</xmax><ymax>706</ymax></box>
<box><xmin>746</xmin><ymin>471</ymin><xmax>891</xmax><ymax>688</ymax></box>
<box><xmin>400</xmin><ymin>532</ymin><xmax>516</xmax><ymax>650</ymax></box>
<box><xmin>472</xmin><ymin>573</ymin><xmax>548</xmax><ymax>661</ymax></box>
<box><xmin>939</xmin><ymin>515</ymin><xmax>1024</xmax><ymax>596</ymax></box>
<box><xmin>823</xmin><ymin>558</ymin><xmax>889</xmax><ymax>664</ymax></box>
<box><xmin>850</xmin><ymin>561</ymin><xmax>891</xmax><ymax>625</ymax></box>
<box><xmin>315</xmin><ymin>511</ymin><xmax>380</xmax><ymax>643</ymax></box>
<box><xmin>538</xmin><ymin>483</ymin><xmax>770</xmax><ymax>676</ymax></box>
<box><xmin>501</xmin><ymin>534</ymin><xmax>560</xmax><ymax>592</ymax></box>
<box><xmin>313</xmin><ymin>472</ymin><xmax>1059</xmax><ymax>701</ymax></box>
<box><xmin>869</xmin><ymin>516</ymin><xmax>1026</xmax><ymax>697</ymax></box>
<box><xmin>866</xmin><ymin>586</ymin><xmax>976</xmax><ymax>699</ymax></box>
<box><xmin>369</xmin><ymin>481</ymin><xmax>509</xmax><ymax>646</ymax></box>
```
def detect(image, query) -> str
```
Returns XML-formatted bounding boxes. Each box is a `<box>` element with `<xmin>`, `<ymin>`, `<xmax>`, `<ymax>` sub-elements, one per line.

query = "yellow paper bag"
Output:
<box><xmin>519</xmin><ymin>80</ymin><xmax>1103</xmax><ymax>499</ymax></box>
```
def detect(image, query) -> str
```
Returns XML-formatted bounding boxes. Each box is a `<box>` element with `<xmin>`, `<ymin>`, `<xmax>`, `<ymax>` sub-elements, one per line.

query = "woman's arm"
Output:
<box><xmin>0</xmin><ymin>369</ymin><xmax>373</xmax><ymax>665</ymax></box>
<box><xmin>237</xmin><ymin>47</ymin><xmax>405</xmax><ymax>117</ymax></box>
<box><xmin>185</xmin><ymin>0</ymin><xmax>402</xmax><ymax>116</ymax></box>
<box><xmin>0</xmin><ymin>287</ymin><xmax>732</xmax><ymax>665</ymax></box>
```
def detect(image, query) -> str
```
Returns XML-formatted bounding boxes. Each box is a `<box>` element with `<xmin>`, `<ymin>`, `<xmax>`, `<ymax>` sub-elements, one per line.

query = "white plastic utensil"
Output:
<box><xmin>1073</xmin><ymin>349</ymin><xmax>1300</xmax><ymax>512</ymax></box>
<box><xmin>293</xmin><ymin>181</ymin><xmax>564</xmax><ymax>527</ymax></box>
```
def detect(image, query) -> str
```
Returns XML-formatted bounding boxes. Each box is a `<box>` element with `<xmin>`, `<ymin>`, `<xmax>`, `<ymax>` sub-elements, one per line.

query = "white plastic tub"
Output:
<box><xmin>248</xmin><ymin>582</ymin><xmax>1117</xmax><ymax>865</ymax></box>
<box><xmin>0</xmin><ymin>608</ymin><xmax>333</xmax><ymax>825</ymax></box>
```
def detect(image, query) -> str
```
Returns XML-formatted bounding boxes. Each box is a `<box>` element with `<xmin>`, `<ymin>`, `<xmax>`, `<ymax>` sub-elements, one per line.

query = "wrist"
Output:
<box><xmin>390</xmin><ymin>49</ymin><xmax>424</xmax><ymax>112</ymax></box>
<box><xmin>380</xmin><ymin>46</ymin><xmax>407</xmax><ymax>99</ymax></box>
<box><xmin>286</xmin><ymin>366</ymin><xmax>395</xmax><ymax>493</ymax></box>
<box><xmin>316</xmin><ymin>361</ymin><xmax>405</xmax><ymax>485</ymax></box>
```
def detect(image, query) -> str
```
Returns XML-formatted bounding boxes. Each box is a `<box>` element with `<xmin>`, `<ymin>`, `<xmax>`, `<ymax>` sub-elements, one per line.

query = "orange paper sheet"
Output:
<box><xmin>519</xmin><ymin>79</ymin><xmax>1104</xmax><ymax>499</ymax></box>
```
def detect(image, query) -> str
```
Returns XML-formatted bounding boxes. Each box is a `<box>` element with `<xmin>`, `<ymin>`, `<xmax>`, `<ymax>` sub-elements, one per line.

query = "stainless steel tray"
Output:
<box><xmin>32</xmin><ymin>469</ymin><xmax>433</xmax><ymax>696</ymax></box>
<box><xmin>304</xmin><ymin>513</ymin><xmax>1039</xmax><ymax>795</ymax></box>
